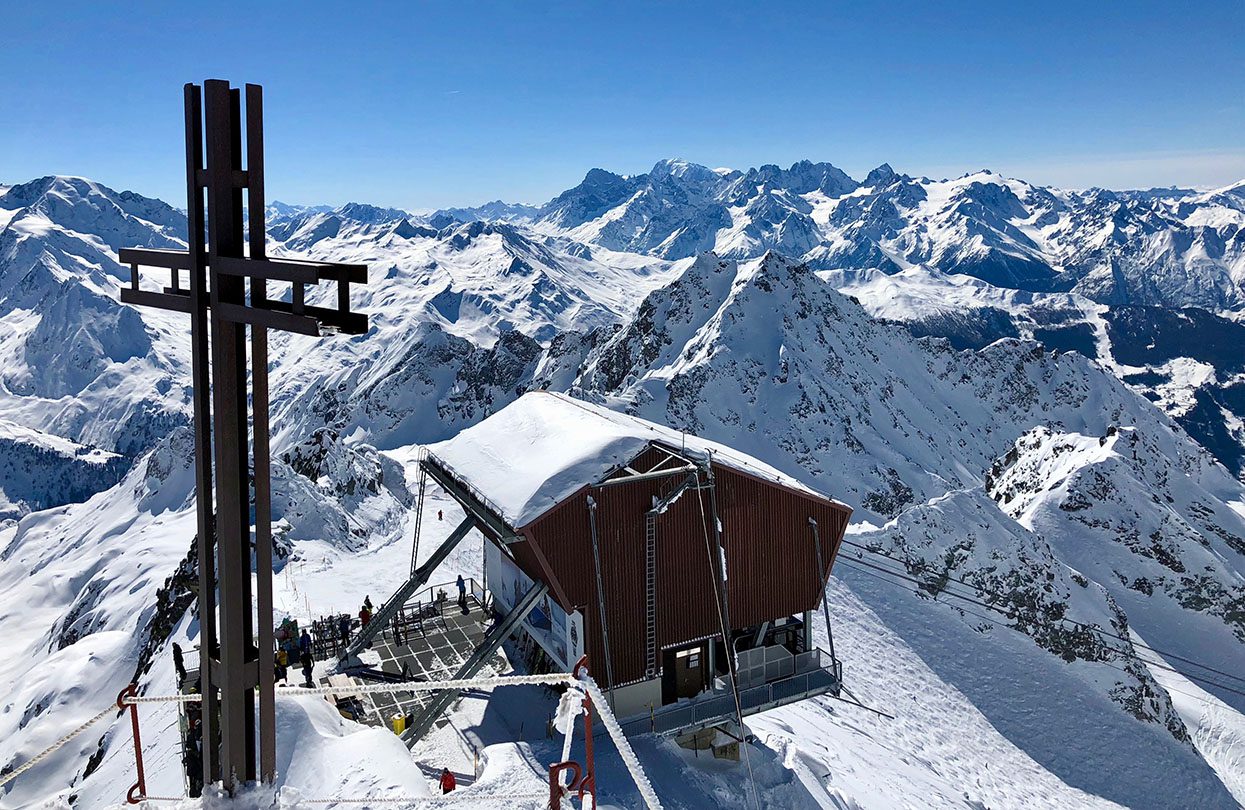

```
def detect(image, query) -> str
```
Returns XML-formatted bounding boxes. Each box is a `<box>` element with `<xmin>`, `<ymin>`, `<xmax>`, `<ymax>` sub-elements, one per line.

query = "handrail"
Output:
<box><xmin>422</xmin><ymin>450</ymin><xmax>512</xmax><ymax>530</ymax></box>
<box><xmin>619</xmin><ymin>648</ymin><xmax>841</xmax><ymax>737</ymax></box>
<box><xmin>399</xmin><ymin>576</ymin><xmax>484</xmax><ymax>612</ymax></box>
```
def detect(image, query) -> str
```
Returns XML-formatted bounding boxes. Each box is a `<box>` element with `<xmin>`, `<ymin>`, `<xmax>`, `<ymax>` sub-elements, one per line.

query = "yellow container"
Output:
<box><xmin>391</xmin><ymin>713</ymin><xmax>406</xmax><ymax>734</ymax></box>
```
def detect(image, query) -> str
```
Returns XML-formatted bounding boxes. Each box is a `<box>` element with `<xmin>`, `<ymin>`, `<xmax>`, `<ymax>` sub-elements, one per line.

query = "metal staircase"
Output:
<box><xmin>401</xmin><ymin>580</ymin><xmax>549</xmax><ymax>745</ymax></box>
<box><xmin>340</xmin><ymin>516</ymin><xmax>475</xmax><ymax>661</ymax></box>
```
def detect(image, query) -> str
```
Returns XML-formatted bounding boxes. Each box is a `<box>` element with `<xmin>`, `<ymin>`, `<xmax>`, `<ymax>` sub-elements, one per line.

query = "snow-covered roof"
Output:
<box><xmin>428</xmin><ymin>391</ymin><xmax>841</xmax><ymax>528</ymax></box>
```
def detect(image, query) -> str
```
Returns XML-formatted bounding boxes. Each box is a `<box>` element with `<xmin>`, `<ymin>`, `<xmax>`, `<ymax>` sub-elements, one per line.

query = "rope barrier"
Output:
<box><xmin>131</xmin><ymin>792</ymin><xmax>555</xmax><ymax>805</ymax></box>
<box><xmin>124</xmin><ymin>672</ymin><xmax>579</xmax><ymax>705</ymax></box>
<box><xmin>0</xmin><ymin>704</ymin><xmax>117</xmax><ymax>790</ymax></box>
<box><xmin>296</xmin><ymin>792</ymin><xmax>552</xmax><ymax>804</ymax></box>
<box><xmin>9</xmin><ymin>667</ymin><xmax>660</xmax><ymax>808</ymax></box>
<box><xmin>576</xmin><ymin>674</ymin><xmax>663</xmax><ymax>810</ymax></box>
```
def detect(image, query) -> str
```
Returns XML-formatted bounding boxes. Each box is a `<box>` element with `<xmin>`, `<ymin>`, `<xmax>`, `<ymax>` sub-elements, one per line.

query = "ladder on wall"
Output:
<box><xmin>644</xmin><ymin>512</ymin><xmax>658</xmax><ymax>678</ymax></box>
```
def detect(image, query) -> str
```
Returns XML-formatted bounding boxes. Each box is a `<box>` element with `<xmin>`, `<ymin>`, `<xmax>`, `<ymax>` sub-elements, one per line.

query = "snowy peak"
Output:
<box><xmin>987</xmin><ymin>425</ymin><xmax>1245</xmax><ymax>645</ymax></box>
<box><xmin>863</xmin><ymin>163</ymin><xmax>898</xmax><ymax>188</ymax></box>
<box><xmin>540</xmin><ymin>167</ymin><xmax>644</xmax><ymax>229</ymax></box>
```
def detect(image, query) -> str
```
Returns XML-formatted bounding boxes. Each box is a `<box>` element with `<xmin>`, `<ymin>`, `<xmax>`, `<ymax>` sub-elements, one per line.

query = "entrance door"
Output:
<box><xmin>661</xmin><ymin>642</ymin><xmax>709</xmax><ymax>703</ymax></box>
<box><xmin>675</xmin><ymin>646</ymin><xmax>705</xmax><ymax>699</ymax></box>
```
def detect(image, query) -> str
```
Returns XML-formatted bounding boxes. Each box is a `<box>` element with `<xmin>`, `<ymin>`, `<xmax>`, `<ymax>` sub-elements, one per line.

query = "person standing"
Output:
<box><xmin>456</xmin><ymin>574</ymin><xmax>468</xmax><ymax>613</ymax></box>
<box><xmin>299</xmin><ymin>629</ymin><xmax>312</xmax><ymax>656</ymax></box>
<box><xmin>172</xmin><ymin>642</ymin><xmax>188</xmax><ymax>686</ymax></box>
<box><xmin>300</xmin><ymin>648</ymin><xmax>314</xmax><ymax>687</ymax></box>
<box><xmin>338</xmin><ymin>614</ymin><xmax>351</xmax><ymax>647</ymax></box>
<box><xmin>359</xmin><ymin>603</ymin><xmax>372</xmax><ymax>630</ymax></box>
<box><xmin>439</xmin><ymin>768</ymin><xmax>456</xmax><ymax>794</ymax></box>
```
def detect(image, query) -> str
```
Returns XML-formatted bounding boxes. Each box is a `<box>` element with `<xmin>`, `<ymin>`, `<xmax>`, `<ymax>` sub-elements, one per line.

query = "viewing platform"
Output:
<box><xmin>617</xmin><ymin>648</ymin><xmax>842</xmax><ymax>737</ymax></box>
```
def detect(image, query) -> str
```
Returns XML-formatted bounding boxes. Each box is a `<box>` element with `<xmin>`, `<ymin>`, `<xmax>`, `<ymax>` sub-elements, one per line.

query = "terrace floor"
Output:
<box><xmin>336</xmin><ymin>593</ymin><xmax>508</xmax><ymax>733</ymax></box>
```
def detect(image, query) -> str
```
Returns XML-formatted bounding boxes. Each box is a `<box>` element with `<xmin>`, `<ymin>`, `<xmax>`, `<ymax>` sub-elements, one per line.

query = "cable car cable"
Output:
<box><xmin>839</xmin><ymin>538</ymin><xmax>1245</xmax><ymax>691</ymax></box>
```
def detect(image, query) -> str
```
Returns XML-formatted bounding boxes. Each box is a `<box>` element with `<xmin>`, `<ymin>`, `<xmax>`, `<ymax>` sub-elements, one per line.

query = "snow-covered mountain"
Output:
<box><xmin>4</xmin><ymin>168</ymin><xmax>1245</xmax><ymax>809</ymax></box>
<box><xmin>521</xmin><ymin>160</ymin><xmax>1245</xmax><ymax>312</ymax></box>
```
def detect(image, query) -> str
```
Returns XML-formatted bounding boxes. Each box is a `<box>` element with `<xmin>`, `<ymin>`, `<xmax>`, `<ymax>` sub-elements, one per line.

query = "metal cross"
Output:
<box><xmin>119</xmin><ymin>80</ymin><xmax>368</xmax><ymax>790</ymax></box>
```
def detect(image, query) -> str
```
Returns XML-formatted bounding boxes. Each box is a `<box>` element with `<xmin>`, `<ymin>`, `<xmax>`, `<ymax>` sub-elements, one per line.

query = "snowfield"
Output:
<box><xmin>2</xmin><ymin>165</ymin><xmax>1245</xmax><ymax>809</ymax></box>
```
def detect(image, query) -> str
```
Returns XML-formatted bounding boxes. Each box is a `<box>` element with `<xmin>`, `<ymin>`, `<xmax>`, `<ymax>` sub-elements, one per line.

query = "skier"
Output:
<box><xmin>172</xmin><ymin>642</ymin><xmax>188</xmax><ymax>686</ymax></box>
<box><xmin>300</xmin><ymin>648</ymin><xmax>314</xmax><ymax>687</ymax></box>
<box><xmin>437</xmin><ymin>509</ymin><xmax>443</xmax><ymax>521</ymax></box>
<box><xmin>339</xmin><ymin>614</ymin><xmax>351</xmax><ymax>646</ymax></box>
<box><xmin>439</xmin><ymin>768</ymin><xmax>457</xmax><ymax>794</ymax></box>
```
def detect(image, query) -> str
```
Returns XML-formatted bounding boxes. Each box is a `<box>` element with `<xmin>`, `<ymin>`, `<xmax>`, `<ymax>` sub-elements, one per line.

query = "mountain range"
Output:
<box><xmin>1</xmin><ymin>162</ymin><xmax>1244</xmax><ymax>809</ymax></box>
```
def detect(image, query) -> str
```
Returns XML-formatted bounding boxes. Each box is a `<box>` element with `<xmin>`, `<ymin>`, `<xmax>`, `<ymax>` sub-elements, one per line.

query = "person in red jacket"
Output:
<box><xmin>439</xmin><ymin>768</ymin><xmax>456</xmax><ymax>794</ymax></box>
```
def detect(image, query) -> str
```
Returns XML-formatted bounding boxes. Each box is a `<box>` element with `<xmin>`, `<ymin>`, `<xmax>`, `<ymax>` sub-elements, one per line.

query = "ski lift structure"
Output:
<box><xmin>350</xmin><ymin>391</ymin><xmax>851</xmax><ymax>751</ymax></box>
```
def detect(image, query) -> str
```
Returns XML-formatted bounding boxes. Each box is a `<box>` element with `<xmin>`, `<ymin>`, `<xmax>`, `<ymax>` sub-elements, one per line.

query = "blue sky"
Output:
<box><xmin>2</xmin><ymin>1</ymin><xmax>1242</xmax><ymax>209</ymax></box>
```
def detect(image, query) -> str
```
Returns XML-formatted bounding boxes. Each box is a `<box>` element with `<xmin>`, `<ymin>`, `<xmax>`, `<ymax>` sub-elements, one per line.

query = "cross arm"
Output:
<box><xmin>213</xmin><ymin>255</ymin><xmax>367</xmax><ymax>285</ymax></box>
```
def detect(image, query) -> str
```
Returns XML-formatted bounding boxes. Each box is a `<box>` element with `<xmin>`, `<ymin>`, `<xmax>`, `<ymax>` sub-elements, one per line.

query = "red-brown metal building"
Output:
<box><xmin>426</xmin><ymin>391</ymin><xmax>851</xmax><ymax>732</ymax></box>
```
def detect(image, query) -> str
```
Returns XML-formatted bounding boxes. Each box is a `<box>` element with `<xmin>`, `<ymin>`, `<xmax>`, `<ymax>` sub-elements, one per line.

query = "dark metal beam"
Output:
<box><xmin>246</xmin><ymin>82</ymin><xmax>277</xmax><ymax>785</ymax></box>
<box><xmin>204</xmin><ymin>78</ymin><xmax>256</xmax><ymax>784</ymax></box>
<box><xmin>119</xmin><ymin>247</ymin><xmax>199</xmax><ymax>269</ymax></box>
<box><xmin>119</xmin><ymin>288</ymin><xmax>193</xmax><ymax>313</ymax></box>
<box><xmin>214</xmin><ymin>301</ymin><xmax>321</xmax><ymax>336</ymax></box>
<box><xmin>183</xmin><ymin>80</ymin><xmax>221</xmax><ymax>787</ymax></box>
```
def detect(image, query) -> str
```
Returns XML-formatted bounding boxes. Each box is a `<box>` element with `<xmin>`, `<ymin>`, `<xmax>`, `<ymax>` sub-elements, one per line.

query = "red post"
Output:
<box><xmin>116</xmin><ymin>684</ymin><xmax>147</xmax><ymax>804</ymax></box>
<box><xmin>547</xmin><ymin>656</ymin><xmax>597</xmax><ymax>809</ymax></box>
<box><xmin>580</xmin><ymin>692</ymin><xmax>596</xmax><ymax>809</ymax></box>
<box><xmin>549</xmin><ymin>761</ymin><xmax>581</xmax><ymax>809</ymax></box>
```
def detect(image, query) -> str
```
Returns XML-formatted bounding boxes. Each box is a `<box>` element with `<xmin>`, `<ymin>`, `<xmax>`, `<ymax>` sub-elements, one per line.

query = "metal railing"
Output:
<box><xmin>422</xmin><ymin>450</ymin><xmax>513</xmax><ymax>531</ymax></box>
<box><xmin>618</xmin><ymin>648</ymin><xmax>842</xmax><ymax>737</ymax></box>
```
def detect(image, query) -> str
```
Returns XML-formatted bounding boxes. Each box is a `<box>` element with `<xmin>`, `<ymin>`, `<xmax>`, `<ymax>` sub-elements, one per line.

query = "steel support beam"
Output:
<box><xmin>204</xmin><ymin>79</ymin><xmax>257</xmax><ymax>784</ymax></box>
<box><xmin>246</xmin><ymin>83</ymin><xmax>277</xmax><ymax>784</ymax></box>
<box><xmin>809</xmin><ymin>518</ymin><xmax>837</xmax><ymax>666</ymax></box>
<box><xmin>586</xmin><ymin>496</ymin><xmax>616</xmax><ymax>706</ymax></box>
<box><xmin>183</xmin><ymin>82</ymin><xmax>221</xmax><ymax>786</ymax></box>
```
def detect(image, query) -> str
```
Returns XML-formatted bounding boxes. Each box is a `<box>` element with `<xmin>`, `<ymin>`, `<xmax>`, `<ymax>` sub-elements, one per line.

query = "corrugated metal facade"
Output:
<box><xmin>515</xmin><ymin>444</ymin><xmax>851</xmax><ymax>688</ymax></box>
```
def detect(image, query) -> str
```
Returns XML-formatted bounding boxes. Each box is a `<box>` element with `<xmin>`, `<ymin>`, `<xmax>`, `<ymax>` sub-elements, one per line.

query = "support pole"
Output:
<box><xmin>204</xmin><ymin>79</ymin><xmax>257</xmax><ymax>787</ymax></box>
<box><xmin>581</xmin><ymin>688</ymin><xmax>597</xmax><ymax>809</ymax></box>
<box><xmin>585</xmin><ymin>496</ymin><xmax>616</xmax><ymax>710</ymax></box>
<box><xmin>182</xmin><ymin>81</ymin><xmax>220</xmax><ymax>787</ymax></box>
<box><xmin>118</xmin><ymin>684</ymin><xmax>147</xmax><ymax>805</ymax></box>
<box><xmin>809</xmin><ymin>518</ymin><xmax>837</xmax><ymax>666</ymax></box>
<box><xmin>245</xmin><ymin>83</ymin><xmax>277</xmax><ymax>784</ymax></box>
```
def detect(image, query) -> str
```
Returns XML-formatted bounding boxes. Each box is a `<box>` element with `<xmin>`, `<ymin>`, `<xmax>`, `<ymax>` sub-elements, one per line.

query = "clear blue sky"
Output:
<box><xmin>2</xmin><ymin>1</ymin><xmax>1242</xmax><ymax>209</ymax></box>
